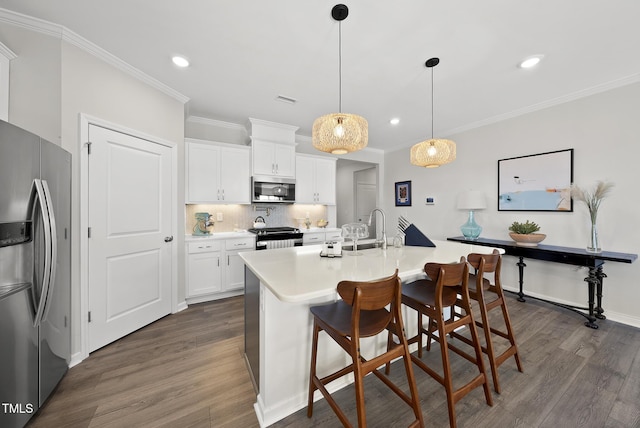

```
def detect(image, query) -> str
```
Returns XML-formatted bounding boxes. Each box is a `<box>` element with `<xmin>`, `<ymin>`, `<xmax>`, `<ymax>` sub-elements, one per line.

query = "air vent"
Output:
<box><xmin>275</xmin><ymin>95</ymin><xmax>297</xmax><ymax>105</ymax></box>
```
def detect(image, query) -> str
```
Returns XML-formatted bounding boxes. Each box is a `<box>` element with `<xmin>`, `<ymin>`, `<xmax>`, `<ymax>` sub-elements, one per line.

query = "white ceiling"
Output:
<box><xmin>1</xmin><ymin>1</ymin><xmax>639</xmax><ymax>152</ymax></box>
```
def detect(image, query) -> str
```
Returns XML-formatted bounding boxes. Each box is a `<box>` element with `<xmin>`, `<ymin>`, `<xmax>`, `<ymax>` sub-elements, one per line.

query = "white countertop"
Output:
<box><xmin>240</xmin><ymin>239</ymin><xmax>503</xmax><ymax>303</ymax></box>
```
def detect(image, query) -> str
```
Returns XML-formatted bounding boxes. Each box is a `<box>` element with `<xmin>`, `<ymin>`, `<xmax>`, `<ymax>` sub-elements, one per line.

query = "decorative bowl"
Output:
<box><xmin>509</xmin><ymin>232</ymin><xmax>546</xmax><ymax>247</ymax></box>
<box><xmin>317</xmin><ymin>219</ymin><xmax>328</xmax><ymax>228</ymax></box>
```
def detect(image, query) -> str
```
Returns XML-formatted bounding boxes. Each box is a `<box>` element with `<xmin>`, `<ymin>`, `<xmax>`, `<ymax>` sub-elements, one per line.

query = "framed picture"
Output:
<box><xmin>498</xmin><ymin>148</ymin><xmax>573</xmax><ymax>211</ymax></box>
<box><xmin>395</xmin><ymin>181</ymin><xmax>412</xmax><ymax>206</ymax></box>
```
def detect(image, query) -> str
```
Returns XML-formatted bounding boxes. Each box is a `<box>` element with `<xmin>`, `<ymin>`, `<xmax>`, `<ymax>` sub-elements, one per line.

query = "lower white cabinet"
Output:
<box><xmin>186</xmin><ymin>236</ymin><xmax>255</xmax><ymax>302</ymax></box>
<box><xmin>302</xmin><ymin>229</ymin><xmax>343</xmax><ymax>245</ymax></box>
<box><xmin>187</xmin><ymin>241</ymin><xmax>223</xmax><ymax>297</ymax></box>
<box><xmin>224</xmin><ymin>238</ymin><xmax>254</xmax><ymax>291</ymax></box>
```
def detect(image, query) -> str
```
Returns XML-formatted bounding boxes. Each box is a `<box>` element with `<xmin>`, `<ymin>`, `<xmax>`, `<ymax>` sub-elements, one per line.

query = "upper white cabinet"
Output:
<box><xmin>251</xmin><ymin>139</ymin><xmax>296</xmax><ymax>178</ymax></box>
<box><xmin>295</xmin><ymin>154</ymin><xmax>337</xmax><ymax>205</ymax></box>
<box><xmin>186</xmin><ymin>139</ymin><xmax>250</xmax><ymax>204</ymax></box>
<box><xmin>248</xmin><ymin>118</ymin><xmax>298</xmax><ymax>179</ymax></box>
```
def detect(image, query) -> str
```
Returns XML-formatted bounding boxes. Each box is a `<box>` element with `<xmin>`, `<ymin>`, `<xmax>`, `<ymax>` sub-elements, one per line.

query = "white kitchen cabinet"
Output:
<box><xmin>224</xmin><ymin>237</ymin><xmax>254</xmax><ymax>291</ymax></box>
<box><xmin>186</xmin><ymin>236</ymin><xmax>256</xmax><ymax>302</ymax></box>
<box><xmin>251</xmin><ymin>139</ymin><xmax>296</xmax><ymax>178</ymax></box>
<box><xmin>324</xmin><ymin>229</ymin><xmax>343</xmax><ymax>242</ymax></box>
<box><xmin>302</xmin><ymin>230</ymin><xmax>325</xmax><ymax>245</ymax></box>
<box><xmin>295</xmin><ymin>154</ymin><xmax>336</xmax><ymax>204</ymax></box>
<box><xmin>186</xmin><ymin>140</ymin><xmax>251</xmax><ymax>204</ymax></box>
<box><xmin>302</xmin><ymin>229</ymin><xmax>343</xmax><ymax>245</ymax></box>
<box><xmin>186</xmin><ymin>241</ymin><xmax>223</xmax><ymax>297</ymax></box>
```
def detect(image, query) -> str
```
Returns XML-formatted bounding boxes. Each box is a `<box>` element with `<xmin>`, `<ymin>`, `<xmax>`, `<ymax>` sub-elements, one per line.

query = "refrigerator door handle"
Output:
<box><xmin>28</xmin><ymin>178</ymin><xmax>54</xmax><ymax>327</ymax></box>
<box><xmin>40</xmin><ymin>179</ymin><xmax>58</xmax><ymax>323</ymax></box>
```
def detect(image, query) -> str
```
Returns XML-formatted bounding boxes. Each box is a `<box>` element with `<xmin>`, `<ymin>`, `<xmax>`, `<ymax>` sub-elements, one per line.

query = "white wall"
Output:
<box><xmin>0</xmin><ymin>23</ymin><xmax>61</xmax><ymax>143</ymax></box>
<box><xmin>383</xmin><ymin>82</ymin><xmax>640</xmax><ymax>327</ymax></box>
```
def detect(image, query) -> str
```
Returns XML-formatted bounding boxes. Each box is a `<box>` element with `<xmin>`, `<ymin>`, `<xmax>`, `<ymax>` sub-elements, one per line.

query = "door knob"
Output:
<box><xmin>164</xmin><ymin>236</ymin><xmax>174</xmax><ymax>242</ymax></box>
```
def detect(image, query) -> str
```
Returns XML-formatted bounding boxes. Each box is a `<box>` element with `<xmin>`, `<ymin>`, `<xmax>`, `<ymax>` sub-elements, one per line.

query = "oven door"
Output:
<box><xmin>256</xmin><ymin>238</ymin><xmax>303</xmax><ymax>250</ymax></box>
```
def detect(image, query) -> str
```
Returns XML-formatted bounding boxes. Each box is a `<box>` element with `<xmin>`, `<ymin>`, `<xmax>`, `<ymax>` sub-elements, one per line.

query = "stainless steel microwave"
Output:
<box><xmin>252</xmin><ymin>176</ymin><xmax>296</xmax><ymax>203</ymax></box>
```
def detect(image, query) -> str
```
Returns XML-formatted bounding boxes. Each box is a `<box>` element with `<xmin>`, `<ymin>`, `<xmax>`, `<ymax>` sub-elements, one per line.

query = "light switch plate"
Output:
<box><xmin>216</xmin><ymin>212</ymin><xmax>223</xmax><ymax>221</ymax></box>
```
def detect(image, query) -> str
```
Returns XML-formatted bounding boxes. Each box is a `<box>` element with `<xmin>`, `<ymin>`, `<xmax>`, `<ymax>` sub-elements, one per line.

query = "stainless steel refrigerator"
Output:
<box><xmin>0</xmin><ymin>120</ymin><xmax>71</xmax><ymax>428</ymax></box>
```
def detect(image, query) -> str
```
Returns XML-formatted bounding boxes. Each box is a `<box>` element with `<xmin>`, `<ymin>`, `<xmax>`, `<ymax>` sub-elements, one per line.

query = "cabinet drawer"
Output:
<box><xmin>188</xmin><ymin>240</ymin><xmax>222</xmax><ymax>253</ymax></box>
<box><xmin>324</xmin><ymin>231</ymin><xmax>343</xmax><ymax>241</ymax></box>
<box><xmin>225</xmin><ymin>237</ymin><xmax>255</xmax><ymax>251</ymax></box>
<box><xmin>303</xmin><ymin>233</ymin><xmax>325</xmax><ymax>244</ymax></box>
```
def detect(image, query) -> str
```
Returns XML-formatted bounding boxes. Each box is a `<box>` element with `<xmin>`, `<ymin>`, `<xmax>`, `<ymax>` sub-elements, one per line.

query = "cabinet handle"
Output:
<box><xmin>217</xmin><ymin>189</ymin><xmax>220</xmax><ymax>200</ymax></box>
<box><xmin>164</xmin><ymin>236</ymin><xmax>173</xmax><ymax>242</ymax></box>
<box><xmin>272</xmin><ymin>163</ymin><xmax>275</xmax><ymax>174</ymax></box>
<box><xmin>228</xmin><ymin>255</ymin><xmax>230</xmax><ymax>265</ymax></box>
<box><xmin>218</xmin><ymin>258</ymin><xmax>220</xmax><ymax>267</ymax></box>
<box><xmin>235</xmin><ymin>243</ymin><xmax>247</xmax><ymax>247</ymax></box>
<box><xmin>221</xmin><ymin>189</ymin><xmax>225</xmax><ymax>200</ymax></box>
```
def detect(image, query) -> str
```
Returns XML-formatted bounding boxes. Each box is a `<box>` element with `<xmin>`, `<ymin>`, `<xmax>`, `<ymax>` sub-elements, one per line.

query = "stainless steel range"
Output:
<box><xmin>248</xmin><ymin>227</ymin><xmax>303</xmax><ymax>250</ymax></box>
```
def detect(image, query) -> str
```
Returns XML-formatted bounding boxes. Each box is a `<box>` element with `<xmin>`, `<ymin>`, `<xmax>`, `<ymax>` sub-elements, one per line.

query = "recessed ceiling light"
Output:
<box><xmin>519</xmin><ymin>55</ymin><xmax>544</xmax><ymax>69</ymax></box>
<box><xmin>390</xmin><ymin>118</ymin><xmax>400</xmax><ymax>125</ymax></box>
<box><xmin>172</xmin><ymin>56</ymin><xmax>189</xmax><ymax>68</ymax></box>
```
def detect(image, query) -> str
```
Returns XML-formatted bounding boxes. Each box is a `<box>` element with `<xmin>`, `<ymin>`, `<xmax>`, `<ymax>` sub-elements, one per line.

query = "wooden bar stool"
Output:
<box><xmin>450</xmin><ymin>250</ymin><xmax>523</xmax><ymax>393</ymax></box>
<box><xmin>400</xmin><ymin>259</ymin><xmax>492</xmax><ymax>428</ymax></box>
<box><xmin>307</xmin><ymin>269</ymin><xmax>424</xmax><ymax>428</ymax></box>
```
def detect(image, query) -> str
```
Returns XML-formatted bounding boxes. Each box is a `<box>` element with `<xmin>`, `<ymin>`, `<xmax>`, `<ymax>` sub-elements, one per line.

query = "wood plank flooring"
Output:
<box><xmin>28</xmin><ymin>293</ymin><xmax>640</xmax><ymax>428</ymax></box>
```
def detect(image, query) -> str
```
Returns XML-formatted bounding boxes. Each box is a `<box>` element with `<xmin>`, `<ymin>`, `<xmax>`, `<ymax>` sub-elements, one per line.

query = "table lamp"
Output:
<box><xmin>457</xmin><ymin>190</ymin><xmax>487</xmax><ymax>239</ymax></box>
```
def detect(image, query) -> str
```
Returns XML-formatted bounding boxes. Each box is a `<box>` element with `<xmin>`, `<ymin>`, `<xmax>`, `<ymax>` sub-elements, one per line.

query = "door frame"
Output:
<box><xmin>79</xmin><ymin>114</ymin><xmax>179</xmax><ymax>361</ymax></box>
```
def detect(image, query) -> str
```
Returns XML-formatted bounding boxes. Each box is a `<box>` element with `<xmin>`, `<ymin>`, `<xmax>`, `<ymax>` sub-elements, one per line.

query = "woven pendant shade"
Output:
<box><xmin>313</xmin><ymin>5</ymin><xmax>368</xmax><ymax>155</ymax></box>
<box><xmin>312</xmin><ymin>113</ymin><xmax>368</xmax><ymax>155</ymax></box>
<box><xmin>410</xmin><ymin>138</ymin><xmax>456</xmax><ymax>168</ymax></box>
<box><xmin>410</xmin><ymin>57</ymin><xmax>456</xmax><ymax>168</ymax></box>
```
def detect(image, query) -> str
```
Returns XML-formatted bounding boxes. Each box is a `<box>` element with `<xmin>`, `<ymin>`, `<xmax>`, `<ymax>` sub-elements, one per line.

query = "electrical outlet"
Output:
<box><xmin>216</xmin><ymin>212</ymin><xmax>223</xmax><ymax>221</ymax></box>
<box><xmin>426</xmin><ymin>197</ymin><xmax>435</xmax><ymax>205</ymax></box>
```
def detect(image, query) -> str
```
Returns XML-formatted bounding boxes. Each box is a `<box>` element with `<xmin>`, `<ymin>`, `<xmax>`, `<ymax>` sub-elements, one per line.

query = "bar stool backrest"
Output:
<box><xmin>337</xmin><ymin>270</ymin><xmax>399</xmax><ymax>311</ymax></box>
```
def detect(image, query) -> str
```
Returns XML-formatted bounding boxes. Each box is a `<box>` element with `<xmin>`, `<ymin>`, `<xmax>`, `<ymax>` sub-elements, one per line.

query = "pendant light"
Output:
<box><xmin>410</xmin><ymin>58</ymin><xmax>456</xmax><ymax>167</ymax></box>
<box><xmin>312</xmin><ymin>4</ymin><xmax>368</xmax><ymax>155</ymax></box>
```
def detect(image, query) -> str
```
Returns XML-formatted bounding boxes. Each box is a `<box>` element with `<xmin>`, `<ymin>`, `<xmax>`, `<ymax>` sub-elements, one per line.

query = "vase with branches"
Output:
<box><xmin>571</xmin><ymin>181</ymin><xmax>614</xmax><ymax>253</ymax></box>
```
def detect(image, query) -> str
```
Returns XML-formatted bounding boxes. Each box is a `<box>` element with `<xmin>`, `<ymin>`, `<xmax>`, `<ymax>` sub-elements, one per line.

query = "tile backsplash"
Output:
<box><xmin>186</xmin><ymin>204</ymin><xmax>328</xmax><ymax>234</ymax></box>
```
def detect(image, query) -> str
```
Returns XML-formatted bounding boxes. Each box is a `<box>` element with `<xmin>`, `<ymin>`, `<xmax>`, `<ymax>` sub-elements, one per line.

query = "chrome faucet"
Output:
<box><xmin>368</xmin><ymin>208</ymin><xmax>387</xmax><ymax>250</ymax></box>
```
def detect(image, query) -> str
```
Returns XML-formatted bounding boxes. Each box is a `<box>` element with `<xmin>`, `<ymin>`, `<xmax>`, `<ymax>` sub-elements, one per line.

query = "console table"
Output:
<box><xmin>447</xmin><ymin>236</ymin><xmax>637</xmax><ymax>329</ymax></box>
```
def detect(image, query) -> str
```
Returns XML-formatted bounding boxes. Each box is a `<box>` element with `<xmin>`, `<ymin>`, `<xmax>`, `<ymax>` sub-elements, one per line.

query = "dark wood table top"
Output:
<box><xmin>447</xmin><ymin>236</ymin><xmax>637</xmax><ymax>266</ymax></box>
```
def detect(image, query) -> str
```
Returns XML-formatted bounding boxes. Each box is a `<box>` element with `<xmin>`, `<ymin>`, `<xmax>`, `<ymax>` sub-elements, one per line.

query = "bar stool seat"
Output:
<box><xmin>307</xmin><ymin>269</ymin><xmax>424</xmax><ymax>428</ymax></box>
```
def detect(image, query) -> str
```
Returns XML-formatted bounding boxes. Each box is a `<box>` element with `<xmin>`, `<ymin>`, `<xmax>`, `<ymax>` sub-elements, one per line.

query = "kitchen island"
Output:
<box><xmin>240</xmin><ymin>240</ymin><xmax>502</xmax><ymax>427</ymax></box>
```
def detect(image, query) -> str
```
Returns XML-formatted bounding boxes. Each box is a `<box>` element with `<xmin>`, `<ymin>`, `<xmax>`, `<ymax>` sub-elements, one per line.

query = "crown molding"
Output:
<box><xmin>0</xmin><ymin>7</ymin><xmax>189</xmax><ymax>104</ymax></box>
<box><xmin>0</xmin><ymin>41</ymin><xmax>17</xmax><ymax>60</ymax></box>
<box><xmin>444</xmin><ymin>73</ymin><xmax>640</xmax><ymax>137</ymax></box>
<box><xmin>389</xmin><ymin>72</ymin><xmax>640</xmax><ymax>154</ymax></box>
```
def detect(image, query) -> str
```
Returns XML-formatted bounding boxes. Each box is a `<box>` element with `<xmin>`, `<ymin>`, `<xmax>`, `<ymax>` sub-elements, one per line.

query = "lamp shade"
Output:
<box><xmin>312</xmin><ymin>113</ymin><xmax>368</xmax><ymax>154</ymax></box>
<box><xmin>410</xmin><ymin>138</ymin><xmax>456</xmax><ymax>168</ymax></box>
<box><xmin>457</xmin><ymin>190</ymin><xmax>487</xmax><ymax>210</ymax></box>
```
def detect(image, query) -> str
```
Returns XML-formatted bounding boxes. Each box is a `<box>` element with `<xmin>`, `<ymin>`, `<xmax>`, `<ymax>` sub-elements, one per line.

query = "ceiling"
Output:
<box><xmin>1</xmin><ymin>1</ymin><xmax>639</xmax><ymax>152</ymax></box>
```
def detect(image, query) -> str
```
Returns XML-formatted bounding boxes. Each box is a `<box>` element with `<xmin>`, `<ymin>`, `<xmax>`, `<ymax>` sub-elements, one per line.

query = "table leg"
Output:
<box><xmin>517</xmin><ymin>256</ymin><xmax>526</xmax><ymax>302</ymax></box>
<box><xmin>595</xmin><ymin>266</ymin><xmax>607</xmax><ymax>320</ymax></box>
<box><xmin>583</xmin><ymin>268</ymin><xmax>599</xmax><ymax>329</ymax></box>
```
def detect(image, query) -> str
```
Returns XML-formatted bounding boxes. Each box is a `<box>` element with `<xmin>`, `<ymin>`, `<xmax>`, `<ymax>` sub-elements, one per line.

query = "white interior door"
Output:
<box><xmin>87</xmin><ymin>124</ymin><xmax>172</xmax><ymax>352</ymax></box>
<box><xmin>355</xmin><ymin>169</ymin><xmax>377</xmax><ymax>239</ymax></box>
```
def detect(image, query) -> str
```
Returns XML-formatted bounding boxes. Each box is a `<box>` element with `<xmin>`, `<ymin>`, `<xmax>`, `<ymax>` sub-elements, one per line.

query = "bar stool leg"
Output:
<box><xmin>307</xmin><ymin>320</ymin><xmax>320</xmax><ymax>417</ymax></box>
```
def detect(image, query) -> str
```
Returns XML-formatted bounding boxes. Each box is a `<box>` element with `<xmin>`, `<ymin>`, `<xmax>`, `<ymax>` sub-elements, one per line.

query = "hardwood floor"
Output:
<box><xmin>28</xmin><ymin>293</ymin><xmax>640</xmax><ymax>428</ymax></box>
